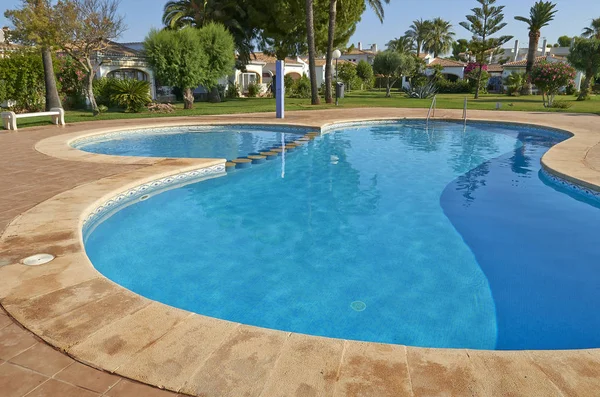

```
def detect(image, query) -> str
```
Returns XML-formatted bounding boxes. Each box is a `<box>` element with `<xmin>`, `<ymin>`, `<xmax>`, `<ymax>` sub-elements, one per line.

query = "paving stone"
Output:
<box><xmin>55</xmin><ymin>361</ymin><xmax>120</xmax><ymax>394</ymax></box>
<box><xmin>335</xmin><ymin>341</ymin><xmax>412</xmax><ymax>397</ymax></box>
<box><xmin>0</xmin><ymin>323</ymin><xmax>38</xmax><ymax>360</ymax></box>
<box><xmin>0</xmin><ymin>362</ymin><xmax>47</xmax><ymax>397</ymax></box>
<box><xmin>259</xmin><ymin>333</ymin><xmax>344</xmax><ymax>397</ymax></box>
<box><xmin>25</xmin><ymin>378</ymin><xmax>100</xmax><ymax>397</ymax></box>
<box><xmin>105</xmin><ymin>379</ymin><xmax>179</xmax><ymax>397</ymax></box>
<box><xmin>181</xmin><ymin>325</ymin><xmax>288</xmax><ymax>397</ymax></box>
<box><xmin>0</xmin><ymin>311</ymin><xmax>12</xmax><ymax>329</ymax></box>
<box><xmin>9</xmin><ymin>342</ymin><xmax>73</xmax><ymax>376</ymax></box>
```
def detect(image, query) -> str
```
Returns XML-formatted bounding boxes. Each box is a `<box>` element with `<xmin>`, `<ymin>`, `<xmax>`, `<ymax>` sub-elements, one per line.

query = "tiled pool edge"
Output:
<box><xmin>3</xmin><ymin>109</ymin><xmax>600</xmax><ymax>395</ymax></box>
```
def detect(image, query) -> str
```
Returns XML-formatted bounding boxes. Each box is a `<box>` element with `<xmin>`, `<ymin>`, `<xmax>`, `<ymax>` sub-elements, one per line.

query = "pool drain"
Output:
<box><xmin>350</xmin><ymin>301</ymin><xmax>367</xmax><ymax>312</ymax></box>
<box><xmin>22</xmin><ymin>253</ymin><xmax>55</xmax><ymax>266</ymax></box>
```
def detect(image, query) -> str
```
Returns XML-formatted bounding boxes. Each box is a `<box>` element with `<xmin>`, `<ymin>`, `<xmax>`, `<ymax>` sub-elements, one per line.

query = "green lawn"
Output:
<box><xmin>9</xmin><ymin>91</ymin><xmax>600</xmax><ymax>129</ymax></box>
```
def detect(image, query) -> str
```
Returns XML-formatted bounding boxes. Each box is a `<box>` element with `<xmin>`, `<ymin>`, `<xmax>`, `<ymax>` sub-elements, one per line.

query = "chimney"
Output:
<box><xmin>371</xmin><ymin>43</ymin><xmax>378</xmax><ymax>53</ymax></box>
<box><xmin>513</xmin><ymin>40</ymin><xmax>519</xmax><ymax>62</ymax></box>
<box><xmin>357</xmin><ymin>42</ymin><xmax>362</xmax><ymax>51</ymax></box>
<box><xmin>542</xmin><ymin>38</ymin><xmax>547</xmax><ymax>55</ymax></box>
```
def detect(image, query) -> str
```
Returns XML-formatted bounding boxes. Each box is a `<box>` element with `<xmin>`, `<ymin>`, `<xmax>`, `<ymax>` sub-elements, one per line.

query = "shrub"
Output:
<box><xmin>284</xmin><ymin>74</ymin><xmax>294</xmax><ymax>96</ymax></box>
<box><xmin>226</xmin><ymin>82</ymin><xmax>239</xmax><ymax>98</ymax></box>
<box><xmin>504</xmin><ymin>72</ymin><xmax>527</xmax><ymax>96</ymax></box>
<box><xmin>404</xmin><ymin>81</ymin><xmax>437</xmax><ymax>99</ymax></box>
<box><xmin>0</xmin><ymin>50</ymin><xmax>45</xmax><ymax>112</ymax></box>
<box><xmin>290</xmin><ymin>75</ymin><xmax>311</xmax><ymax>98</ymax></box>
<box><xmin>465</xmin><ymin>69</ymin><xmax>490</xmax><ymax>94</ymax></box>
<box><xmin>109</xmin><ymin>79</ymin><xmax>152</xmax><ymax>112</ymax></box>
<box><xmin>247</xmin><ymin>82</ymin><xmax>260</xmax><ymax>97</ymax></box>
<box><xmin>147</xmin><ymin>102</ymin><xmax>175</xmax><ymax>113</ymax></box>
<box><xmin>436</xmin><ymin>79</ymin><xmax>471</xmax><ymax>94</ymax></box>
<box><xmin>93</xmin><ymin>77</ymin><xmax>118</xmax><ymax>107</ymax></box>
<box><xmin>97</xmin><ymin>104</ymin><xmax>108</xmax><ymax>114</ymax></box>
<box><xmin>531</xmin><ymin>61</ymin><xmax>576</xmax><ymax>107</ymax></box>
<box><xmin>550</xmin><ymin>99</ymin><xmax>572</xmax><ymax>109</ymax></box>
<box><xmin>216</xmin><ymin>84</ymin><xmax>226</xmax><ymax>101</ymax></box>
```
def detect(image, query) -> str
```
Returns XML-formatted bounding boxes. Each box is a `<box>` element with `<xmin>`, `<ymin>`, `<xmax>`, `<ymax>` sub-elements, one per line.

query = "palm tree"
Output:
<box><xmin>514</xmin><ymin>1</ymin><xmax>558</xmax><ymax>95</ymax></box>
<box><xmin>582</xmin><ymin>17</ymin><xmax>600</xmax><ymax>39</ymax></box>
<box><xmin>422</xmin><ymin>18</ymin><xmax>455</xmax><ymax>57</ymax></box>
<box><xmin>162</xmin><ymin>0</ymin><xmax>253</xmax><ymax>63</ymax></box>
<box><xmin>324</xmin><ymin>0</ymin><xmax>389</xmax><ymax>103</ymax></box>
<box><xmin>386</xmin><ymin>36</ymin><xmax>415</xmax><ymax>54</ymax></box>
<box><xmin>305</xmin><ymin>0</ymin><xmax>320</xmax><ymax>105</ymax></box>
<box><xmin>404</xmin><ymin>19</ymin><xmax>432</xmax><ymax>57</ymax></box>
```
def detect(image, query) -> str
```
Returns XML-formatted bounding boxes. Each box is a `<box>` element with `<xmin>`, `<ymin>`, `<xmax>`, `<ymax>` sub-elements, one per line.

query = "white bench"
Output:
<box><xmin>1</xmin><ymin>108</ymin><xmax>65</xmax><ymax>130</ymax></box>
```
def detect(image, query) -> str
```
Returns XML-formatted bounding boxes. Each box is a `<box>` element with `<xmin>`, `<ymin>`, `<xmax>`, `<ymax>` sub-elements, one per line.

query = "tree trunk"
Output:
<box><xmin>85</xmin><ymin>71</ymin><xmax>99</xmax><ymax>115</ymax></box>
<box><xmin>386</xmin><ymin>76</ymin><xmax>391</xmax><ymax>97</ymax></box>
<box><xmin>474</xmin><ymin>64</ymin><xmax>483</xmax><ymax>99</ymax></box>
<box><xmin>577</xmin><ymin>73</ymin><xmax>593</xmax><ymax>101</ymax></box>
<box><xmin>209</xmin><ymin>86</ymin><xmax>221</xmax><ymax>103</ymax></box>
<box><xmin>523</xmin><ymin>30</ymin><xmax>540</xmax><ymax>95</ymax></box>
<box><xmin>41</xmin><ymin>47</ymin><xmax>62</xmax><ymax>110</ymax></box>
<box><xmin>325</xmin><ymin>0</ymin><xmax>337</xmax><ymax>104</ymax></box>
<box><xmin>305</xmin><ymin>0</ymin><xmax>320</xmax><ymax>105</ymax></box>
<box><xmin>183</xmin><ymin>88</ymin><xmax>194</xmax><ymax>109</ymax></box>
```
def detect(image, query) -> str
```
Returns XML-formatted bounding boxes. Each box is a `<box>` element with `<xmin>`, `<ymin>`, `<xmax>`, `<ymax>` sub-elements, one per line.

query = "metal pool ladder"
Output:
<box><xmin>463</xmin><ymin>97</ymin><xmax>468</xmax><ymax>128</ymax></box>
<box><xmin>426</xmin><ymin>95</ymin><xmax>437</xmax><ymax>127</ymax></box>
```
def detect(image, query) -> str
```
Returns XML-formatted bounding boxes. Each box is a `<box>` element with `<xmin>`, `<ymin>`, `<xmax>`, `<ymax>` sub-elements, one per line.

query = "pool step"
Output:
<box><xmin>247</xmin><ymin>155</ymin><xmax>267</xmax><ymax>164</ymax></box>
<box><xmin>260</xmin><ymin>151</ymin><xmax>279</xmax><ymax>159</ymax></box>
<box><xmin>231</xmin><ymin>158</ymin><xmax>252</xmax><ymax>169</ymax></box>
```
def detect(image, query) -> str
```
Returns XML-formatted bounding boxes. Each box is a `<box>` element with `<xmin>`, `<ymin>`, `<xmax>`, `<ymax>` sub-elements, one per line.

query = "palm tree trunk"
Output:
<box><xmin>325</xmin><ymin>0</ymin><xmax>337</xmax><ymax>104</ymax></box>
<box><xmin>41</xmin><ymin>47</ymin><xmax>62</xmax><ymax>110</ymax></box>
<box><xmin>523</xmin><ymin>30</ymin><xmax>540</xmax><ymax>95</ymax></box>
<box><xmin>305</xmin><ymin>0</ymin><xmax>320</xmax><ymax>105</ymax></box>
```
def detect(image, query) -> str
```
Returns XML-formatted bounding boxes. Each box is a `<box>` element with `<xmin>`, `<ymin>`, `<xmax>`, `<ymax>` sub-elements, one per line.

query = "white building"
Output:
<box><xmin>501</xmin><ymin>54</ymin><xmax>583</xmax><ymax>91</ymax></box>
<box><xmin>339</xmin><ymin>42</ymin><xmax>378</xmax><ymax>64</ymax></box>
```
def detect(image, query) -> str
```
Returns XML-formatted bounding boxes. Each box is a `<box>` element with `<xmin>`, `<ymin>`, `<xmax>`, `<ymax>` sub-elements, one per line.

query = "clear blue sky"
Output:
<box><xmin>2</xmin><ymin>0</ymin><xmax>598</xmax><ymax>51</ymax></box>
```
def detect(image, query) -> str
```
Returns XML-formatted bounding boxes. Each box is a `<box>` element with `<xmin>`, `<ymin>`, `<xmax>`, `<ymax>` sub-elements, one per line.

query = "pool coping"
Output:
<box><xmin>3</xmin><ymin>109</ymin><xmax>600</xmax><ymax>396</ymax></box>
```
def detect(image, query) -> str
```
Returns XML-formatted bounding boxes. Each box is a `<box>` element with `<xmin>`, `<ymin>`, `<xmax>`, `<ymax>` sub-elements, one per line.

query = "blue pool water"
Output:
<box><xmin>74</xmin><ymin>125</ymin><xmax>307</xmax><ymax>160</ymax></box>
<box><xmin>84</xmin><ymin>121</ymin><xmax>600</xmax><ymax>350</ymax></box>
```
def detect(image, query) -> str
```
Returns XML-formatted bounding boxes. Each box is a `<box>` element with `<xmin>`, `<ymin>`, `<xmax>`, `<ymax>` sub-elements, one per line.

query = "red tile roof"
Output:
<box><xmin>251</xmin><ymin>52</ymin><xmax>303</xmax><ymax>65</ymax></box>
<box><xmin>427</xmin><ymin>58</ymin><xmax>465</xmax><ymax>68</ymax></box>
<box><xmin>503</xmin><ymin>55</ymin><xmax>565</xmax><ymax>67</ymax></box>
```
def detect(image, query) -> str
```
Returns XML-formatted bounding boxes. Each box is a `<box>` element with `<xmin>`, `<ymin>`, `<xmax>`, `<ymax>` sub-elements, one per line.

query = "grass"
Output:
<box><xmin>9</xmin><ymin>91</ymin><xmax>600</xmax><ymax>129</ymax></box>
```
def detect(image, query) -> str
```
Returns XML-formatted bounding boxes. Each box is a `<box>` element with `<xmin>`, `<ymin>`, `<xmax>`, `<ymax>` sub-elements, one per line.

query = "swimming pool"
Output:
<box><xmin>83</xmin><ymin>120</ymin><xmax>600</xmax><ymax>350</ymax></box>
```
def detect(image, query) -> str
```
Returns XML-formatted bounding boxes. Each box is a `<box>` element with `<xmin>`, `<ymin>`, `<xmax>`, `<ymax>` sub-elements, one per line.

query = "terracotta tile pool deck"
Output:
<box><xmin>1</xmin><ymin>108</ymin><xmax>600</xmax><ymax>396</ymax></box>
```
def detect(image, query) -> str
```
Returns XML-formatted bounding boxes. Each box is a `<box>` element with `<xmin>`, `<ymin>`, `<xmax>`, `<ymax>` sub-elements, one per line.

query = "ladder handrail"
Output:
<box><xmin>426</xmin><ymin>95</ymin><xmax>437</xmax><ymax>126</ymax></box>
<box><xmin>463</xmin><ymin>97</ymin><xmax>468</xmax><ymax>127</ymax></box>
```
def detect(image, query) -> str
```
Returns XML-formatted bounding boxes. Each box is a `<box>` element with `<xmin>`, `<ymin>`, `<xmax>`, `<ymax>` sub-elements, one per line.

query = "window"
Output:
<box><xmin>240</xmin><ymin>73</ymin><xmax>258</xmax><ymax>91</ymax></box>
<box><xmin>107</xmin><ymin>69</ymin><xmax>148</xmax><ymax>81</ymax></box>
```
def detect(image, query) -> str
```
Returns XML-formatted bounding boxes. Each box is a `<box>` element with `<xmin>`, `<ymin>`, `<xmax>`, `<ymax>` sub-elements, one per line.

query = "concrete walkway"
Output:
<box><xmin>1</xmin><ymin>108</ymin><xmax>600</xmax><ymax>397</ymax></box>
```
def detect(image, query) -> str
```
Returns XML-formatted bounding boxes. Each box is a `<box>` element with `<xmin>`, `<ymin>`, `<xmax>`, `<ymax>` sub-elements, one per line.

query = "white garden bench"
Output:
<box><xmin>1</xmin><ymin>108</ymin><xmax>65</xmax><ymax>131</ymax></box>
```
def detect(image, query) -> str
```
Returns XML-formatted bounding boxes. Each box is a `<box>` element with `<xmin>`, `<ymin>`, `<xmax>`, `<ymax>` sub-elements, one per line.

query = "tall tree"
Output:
<box><xmin>514</xmin><ymin>0</ymin><xmax>557</xmax><ymax>95</ymax></box>
<box><xmin>324</xmin><ymin>0</ymin><xmax>388</xmax><ymax>103</ymax></box>
<box><xmin>582</xmin><ymin>17</ymin><xmax>600</xmax><ymax>39</ymax></box>
<box><xmin>568</xmin><ymin>38</ymin><xmax>600</xmax><ymax>100</ymax></box>
<box><xmin>54</xmin><ymin>0</ymin><xmax>125</xmax><ymax>114</ymax></box>
<box><xmin>162</xmin><ymin>0</ymin><xmax>254</xmax><ymax>65</ymax></box>
<box><xmin>4</xmin><ymin>0</ymin><xmax>62</xmax><ymax>110</ymax></box>
<box><xmin>405</xmin><ymin>18</ymin><xmax>432</xmax><ymax>57</ymax></box>
<box><xmin>423</xmin><ymin>18</ymin><xmax>455</xmax><ymax>57</ymax></box>
<box><xmin>460</xmin><ymin>0</ymin><xmax>512</xmax><ymax>99</ymax></box>
<box><xmin>556</xmin><ymin>35</ymin><xmax>571</xmax><ymax>47</ymax></box>
<box><xmin>386</xmin><ymin>36</ymin><xmax>415</xmax><ymax>54</ymax></box>
<box><xmin>305</xmin><ymin>0</ymin><xmax>320</xmax><ymax>105</ymax></box>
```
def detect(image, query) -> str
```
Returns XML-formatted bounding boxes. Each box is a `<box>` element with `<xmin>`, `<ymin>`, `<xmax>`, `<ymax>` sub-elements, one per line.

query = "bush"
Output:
<box><xmin>216</xmin><ymin>84</ymin><xmax>226</xmax><ymax>101</ymax></box>
<box><xmin>0</xmin><ymin>50</ymin><xmax>45</xmax><ymax>112</ymax></box>
<box><xmin>531</xmin><ymin>61</ymin><xmax>576</xmax><ymax>107</ymax></box>
<box><xmin>404</xmin><ymin>81</ymin><xmax>437</xmax><ymax>99</ymax></box>
<box><xmin>284</xmin><ymin>74</ymin><xmax>294</xmax><ymax>96</ymax></box>
<box><xmin>108</xmin><ymin>79</ymin><xmax>152</xmax><ymax>112</ymax></box>
<box><xmin>247</xmin><ymin>82</ymin><xmax>260</xmax><ymax>97</ymax></box>
<box><xmin>289</xmin><ymin>75</ymin><xmax>311</xmax><ymax>98</ymax></box>
<box><xmin>93</xmin><ymin>77</ymin><xmax>118</xmax><ymax>107</ymax></box>
<box><xmin>226</xmin><ymin>82</ymin><xmax>239</xmax><ymax>98</ymax></box>
<box><xmin>97</xmin><ymin>104</ymin><xmax>108</xmax><ymax>114</ymax></box>
<box><xmin>504</xmin><ymin>72</ymin><xmax>527</xmax><ymax>96</ymax></box>
<box><xmin>550</xmin><ymin>99</ymin><xmax>572</xmax><ymax>109</ymax></box>
<box><xmin>435</xmin><ymin>79</ymin><xmax>471</xmax><ymax>94</ymax></box>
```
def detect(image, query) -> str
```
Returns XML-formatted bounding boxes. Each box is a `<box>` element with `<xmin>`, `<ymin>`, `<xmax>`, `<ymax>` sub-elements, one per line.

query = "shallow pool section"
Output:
<box><xmin>73</xmin><ymin>125</ymin><xmax>309</xmax><ymax>160</ymax></box>
<box><xmin>84</xmin><ymin>121</ymin><xmax>600</xmax><ymax>350</ymax></box>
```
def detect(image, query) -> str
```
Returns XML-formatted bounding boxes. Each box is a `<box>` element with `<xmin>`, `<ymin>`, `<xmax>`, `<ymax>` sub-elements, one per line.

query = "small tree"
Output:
<box><xmin>556</xmin><ymin>35</ymin><xmax>572</xmax><ymax>47</ymax></box>
<box><xmin>196</xmin><ymin>22</ymin><xmax>235</xmax><ymax>103</ymax></box>
<box><xmin>567</xmin><ymin>38</ymin><xmax>600</xmax><ymax>100</ymax></box>
<box><xmin>356</xmin><ymin>59</ymin><xmax>374</xmax><ymax>89</ymax></box>
<box><xmin>144</xmin><ymin>28</ymin><xmax>205</xmax><ymax>109</ymax></box>
<box><xmin>530</xmin><ymin>61</ymin><xmax>575</xmax><ymax>107</ymax></box>
<box><xmin>54</xmin><ymin>0</ymin><xmax>126</xmax><ymax>114</ymax></box>
<box><xmin>460</xmin><ymin>0</ymin><xmax>512</xmax><ymax>99</ymax></box>
<box><xmin>337</xmin><ymin>62</ymin><xmax>357</xmax><ymax>90</ymax></box>
<box><xmin>373</xmin><ymin>51</ymin><xmax>415</xmax><ymax>97</ymax></box>
<box><xmin>0</xmin><ymin>50</ymin><xmax>45</xmax><ymax>112</ymax></box>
